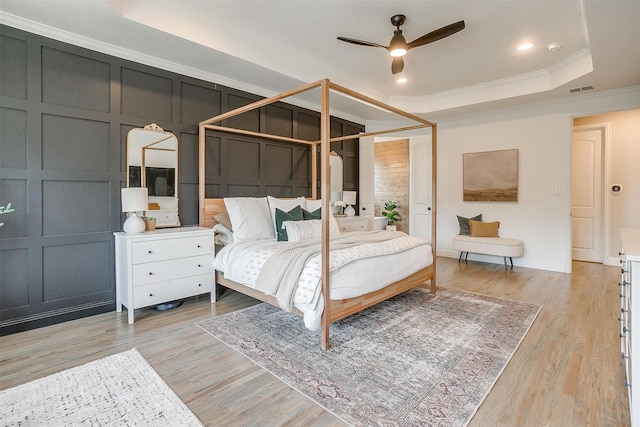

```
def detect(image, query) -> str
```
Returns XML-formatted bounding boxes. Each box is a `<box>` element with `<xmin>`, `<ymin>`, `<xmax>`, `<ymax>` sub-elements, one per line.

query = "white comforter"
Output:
<box><xmin>213</xmin><ymin>231</ymin><xmax>432</xmax><ymax>330</ymax></box>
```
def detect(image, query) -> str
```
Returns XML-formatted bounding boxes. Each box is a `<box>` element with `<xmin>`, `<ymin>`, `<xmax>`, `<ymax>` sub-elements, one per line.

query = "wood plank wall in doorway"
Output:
<box><xmin>374</xmin><ymin>139</ymin><xmax>409</xmax><ymax>233</ymax></box>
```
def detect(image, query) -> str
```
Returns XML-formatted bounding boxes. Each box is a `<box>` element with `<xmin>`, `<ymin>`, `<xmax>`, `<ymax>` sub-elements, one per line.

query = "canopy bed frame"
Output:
<box><xmin>198</xmin><ymin>79</ymin><xmax>437</xmax><ymax>350</ymax></box>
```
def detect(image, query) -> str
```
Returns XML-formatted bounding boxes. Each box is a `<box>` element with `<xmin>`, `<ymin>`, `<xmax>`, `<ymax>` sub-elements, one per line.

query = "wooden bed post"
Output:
<box><xmin>198</xmin><ymin>123</ymin><xmax>206</xmax><ymax>227</ymax></box>
<box><xmin>431</xmin><ymin>125</ymin><xmax>437</xmax><ymax>294</ymax></box>
<box><xmin>320</xmin><ymin>79</ymin><xmax>331</xmax><ymax>351</ymax></box>
<box><xmin>198</xmin><ymin>78</ymin><xmax>438</xmax><ymax>350</ymax></box>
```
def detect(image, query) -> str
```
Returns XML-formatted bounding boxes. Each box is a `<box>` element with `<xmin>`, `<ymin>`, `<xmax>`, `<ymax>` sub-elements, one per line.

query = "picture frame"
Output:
<box><xmin>463</xmin><ymin>149</ymin><xmax>518</xmax><ymax>202</ymax></box>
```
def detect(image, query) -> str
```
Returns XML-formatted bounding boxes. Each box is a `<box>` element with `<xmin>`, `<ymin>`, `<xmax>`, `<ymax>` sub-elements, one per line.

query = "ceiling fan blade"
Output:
<box><xmin>337</xmin><ymin>37</ymin><xmax>387</xmax><ymax>49</ymax></box>
<box><xmin>407</xmin><ymin>20</ymin><xmax>465</xmax><ymax>49</ymax></box>
<box><xmin>391</xmin><ymin>57</ymin><xmax>404</xmax><ymax>74</ymax></box>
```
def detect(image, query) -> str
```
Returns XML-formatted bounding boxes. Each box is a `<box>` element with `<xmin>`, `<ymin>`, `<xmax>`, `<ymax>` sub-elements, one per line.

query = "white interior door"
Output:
<box><xmin>409</xmin><ymin>136</ymin><xmax>432</xmax><ymax>242</ymax></box>
<box><xmin>572</xmin><ymin>129</ymin><xmax>603</xmax><ymax>262</ymax></box>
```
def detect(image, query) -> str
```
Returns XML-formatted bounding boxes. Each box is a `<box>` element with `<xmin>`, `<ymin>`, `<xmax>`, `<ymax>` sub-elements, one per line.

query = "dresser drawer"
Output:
<box><xmin>132</xmin><ymin>274</ymin><xmax>213</xmax><ymax>308</ymax></box>
<box><xmin>132</xmin><ymin>235</ymin><xmax>211</xmax><ymax>264</ymax></box>
<box><xmin>132</xmin><ymin>254</ymin><xmax>211</xmax><ymax>285</ymax></box>
<box><xmin>336</xmin><ymin>217</ymin><xmax>368</xmax><ymax>232</ymax></box>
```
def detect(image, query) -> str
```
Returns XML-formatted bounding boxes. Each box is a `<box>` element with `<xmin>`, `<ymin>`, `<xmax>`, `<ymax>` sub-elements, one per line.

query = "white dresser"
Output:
<box><xmin>335</xmin><ymin>216</ymin><xmax>368</xmax><ymax>232</ymax></box>
<box><xmin>114</xmin><ymin>227</ymin><xmax>213</xmax><ymax>324</ymax></box>
<box><xmin>620</xmin><ymin>228</ymin><xmax>640</xmax><ymax>425</ymax></box>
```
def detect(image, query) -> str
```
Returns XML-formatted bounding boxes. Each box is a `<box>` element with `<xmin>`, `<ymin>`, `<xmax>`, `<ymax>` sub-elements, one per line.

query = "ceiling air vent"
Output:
<box><xmin>569</xmin><ymin>85</ymin><xmax>594</xmax><ymax>94</ymax></box>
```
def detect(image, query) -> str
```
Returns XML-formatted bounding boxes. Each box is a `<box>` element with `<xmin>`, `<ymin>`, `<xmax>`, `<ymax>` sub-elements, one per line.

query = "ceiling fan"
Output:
<box><xmin>337</xmin><ymin>14</ymin><xmax>465</xmax><ymax>75</ymax></box>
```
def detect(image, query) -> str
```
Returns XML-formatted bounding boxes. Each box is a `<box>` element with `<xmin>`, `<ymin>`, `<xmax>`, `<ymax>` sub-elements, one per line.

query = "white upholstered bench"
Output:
<box><xmin>453</xmin><ymin>235</ymin><xmax>524</xmax><ymax>269</ymax></box>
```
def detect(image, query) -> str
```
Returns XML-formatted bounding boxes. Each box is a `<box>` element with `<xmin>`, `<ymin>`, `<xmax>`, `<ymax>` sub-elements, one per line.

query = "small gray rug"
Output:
<box><xmin>0</xmin><ymin>348</ymin><xmax>203</xmax><ymax>426</ymax></box>
<box><xmin>197</xmin><ymin>288</ymin><xmax>541</xmax><ymax>426</ymax></box>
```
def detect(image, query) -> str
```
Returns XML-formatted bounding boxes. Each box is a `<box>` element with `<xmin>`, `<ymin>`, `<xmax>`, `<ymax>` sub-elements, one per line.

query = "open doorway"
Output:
<box><xmin>374</xmin><ymin>139</ymin><xmax>409</xmax><ymax>233</ymax></box>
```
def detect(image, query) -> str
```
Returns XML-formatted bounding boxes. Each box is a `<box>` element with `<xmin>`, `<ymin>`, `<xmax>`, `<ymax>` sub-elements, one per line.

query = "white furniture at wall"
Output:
<box><xmin>335</xmin><ymin>216</ymin><xmax>368</xmax><ymax>232</ymax></box>
<box><xmin>114</xmin><ymin>226</ymin><xmax>213</xmax><ymax>324</ymax></box>
<box><xmin>620</xmin><ymin>228</ymin><xmax>640</xmax><ymax>425</ymax></box>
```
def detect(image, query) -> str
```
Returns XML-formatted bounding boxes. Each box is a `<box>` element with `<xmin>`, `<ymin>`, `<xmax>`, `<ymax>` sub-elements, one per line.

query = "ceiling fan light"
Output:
<box><xmin>390</xmin><ymin>47</ymin><xmax>407</xmax><ymax>57</ymax></box>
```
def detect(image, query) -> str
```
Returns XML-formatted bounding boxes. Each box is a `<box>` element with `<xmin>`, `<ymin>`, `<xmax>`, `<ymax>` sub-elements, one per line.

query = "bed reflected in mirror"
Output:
<box><xmin>127</xmin><ymin>123</ymin><xmax>180</xmax><ymax>227</ymax></box>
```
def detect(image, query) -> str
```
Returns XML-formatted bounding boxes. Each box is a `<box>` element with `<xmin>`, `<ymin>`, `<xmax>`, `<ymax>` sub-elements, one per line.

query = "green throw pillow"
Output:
<box><xmin>275</xmin><ymin>205</ymin><xmax>303</xmax><ymax>241</ymax></box>
<box><xmin>303</xmin><ymin>207</ymin><xmax>321</xmax><ymax>220</ymax></box>
<box><xmin>457</xmin><ymin>214</ymin><xmax>482</xmax><ymax>235</ymax></box>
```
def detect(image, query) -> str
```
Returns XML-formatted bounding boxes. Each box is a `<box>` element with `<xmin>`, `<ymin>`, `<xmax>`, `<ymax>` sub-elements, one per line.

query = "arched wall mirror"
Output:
<box><xmin>127</xmin><ymin>123</ymin><xmax>180</xmax><ymax>227</ymax></box>
<box><xmin>329</xmin><ymin>151</ymin><xmax>343</xmax><ymax>209</ymax></box>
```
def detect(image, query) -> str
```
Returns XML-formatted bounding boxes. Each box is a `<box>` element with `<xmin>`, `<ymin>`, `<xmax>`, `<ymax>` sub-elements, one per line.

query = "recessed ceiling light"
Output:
<box><xmin>517</xmin><ymin>43</ymin><xmax>533</xmax><ymax>51</ymax></box>
<box><xmin>396</xmin><ymin>77</ymin><xmax>408</xmax><ymax>84</ymax></box>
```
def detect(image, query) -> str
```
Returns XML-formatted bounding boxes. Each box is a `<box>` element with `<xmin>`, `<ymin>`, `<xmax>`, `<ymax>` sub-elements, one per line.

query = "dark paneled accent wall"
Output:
<box><xmin>0</xmin><ymin>25</ymin><xmax>364</xmax><ymax>334</ymax></box>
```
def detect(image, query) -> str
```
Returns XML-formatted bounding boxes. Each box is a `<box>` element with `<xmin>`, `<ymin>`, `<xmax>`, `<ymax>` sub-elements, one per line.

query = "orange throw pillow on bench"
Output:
<box><xmin>469</xmin><ymin>220</ymin><xmax>500</xmax><ymax>237</ymax></box>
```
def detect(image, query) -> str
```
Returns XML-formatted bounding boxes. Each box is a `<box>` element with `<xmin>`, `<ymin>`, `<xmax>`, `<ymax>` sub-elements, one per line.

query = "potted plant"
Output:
<box><xmin>332</xmin><ymin>200</ymin><xmax>346</xmax><ymax>216</ymax></box>
<box><xmin>141</xmin><ymin>216</ymin><xmax>156</xmax><ymax>231</ymax></box>
<box><xmin>383</xmin><ymin>200</ymin><xmax>401</xmax><ymax>231</ymax></box>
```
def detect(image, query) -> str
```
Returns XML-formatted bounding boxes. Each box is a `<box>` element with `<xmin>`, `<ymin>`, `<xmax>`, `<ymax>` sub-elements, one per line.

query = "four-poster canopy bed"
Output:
<box><xmin>198</xmin><ymin>78</ymin><xmax>437</xmax><ymax>350</ymax></box>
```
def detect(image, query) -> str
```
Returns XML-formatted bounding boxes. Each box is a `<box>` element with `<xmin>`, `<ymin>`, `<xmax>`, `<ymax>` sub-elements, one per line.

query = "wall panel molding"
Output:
<box><xmin>0</xmin><ymin>23</ymin><xmax>364</xmax><ymax>335</ymax></box>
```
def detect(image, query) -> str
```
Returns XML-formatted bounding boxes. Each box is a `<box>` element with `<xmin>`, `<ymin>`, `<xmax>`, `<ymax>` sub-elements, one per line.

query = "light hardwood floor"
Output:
<box><xmin>0</xmin><ymin>257</ymin><xmax>630</xmax><ymax>426</ymax></box>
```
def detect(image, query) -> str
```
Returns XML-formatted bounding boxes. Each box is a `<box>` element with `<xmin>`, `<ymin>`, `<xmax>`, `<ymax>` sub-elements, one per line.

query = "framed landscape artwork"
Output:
<box><xmin>463</xmin><ymin>149</ymin><xmax>518</xmax><ymax>202</ymax></box>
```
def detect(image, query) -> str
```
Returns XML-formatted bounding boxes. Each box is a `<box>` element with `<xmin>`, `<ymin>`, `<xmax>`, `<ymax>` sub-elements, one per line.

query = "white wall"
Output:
<box><xmin>437</xmin><ymin>114</ymin><xmax>573</xmax><ymax>272</ymax></box>
<box><xmin>367</xmin><ymin>86</ymin><xmax>640</xmax><ymax>273</ymax></box>
<box><xmin>574</xmin><ymin>109</ymin><xmax>640</xmax><ymax>263</ymax></box>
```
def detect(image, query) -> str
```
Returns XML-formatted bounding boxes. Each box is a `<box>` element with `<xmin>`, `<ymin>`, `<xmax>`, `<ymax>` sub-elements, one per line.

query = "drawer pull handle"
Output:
<box><xmin>622</xmin><ymin>308</ymin><xmax>628</xmax><ymax>314</ymax></box>
<box><xmin>148</xmin><ymin>250</ymin><xmax>153</xmax><ymax>254</ymax></box>
<box><xmin>620</xmin><ymin>333</ymin><xmax>626</xmax><ymax>338</ymax></box>
<box><xmin>198</xmin><ymin>283</ymin><xmax>202</xmax><ymax>287</ymax></box>
<box><xmin>148</xmin><ymin>272</ymin><xmax>153</xmax><ymax>276</ymax></box>
<box><xmin>622</xmin><ymin>352</ymin><xmax>629</xmax><ymax>360</ymax></box>
<box><xmin>198</xmin><ymin>264</ymin><xmax>202</xmax><ymax>267</ymax></box>
<box><xmin>623</xmin><ymin>327</ymin><xmax>631</xmax><ymax>333</ymax></box>
<box><xmin>624</xmin><ymin>381</ymin><xmax>631</xmax><ymax>388</ymax></box>
<box><xmin>149</xmin><ymin>293</ymin><xmax>154</xmax><ymax>297</ymax></box>
<box><xmin>619</xmin><ymin>281</ymin><xmax>629</xmax><ymax>286</ymax></box>
<box><xmin>197</xmin><ymin>244</ymin><xmax>201</xmax><ymax>248</ymax></box>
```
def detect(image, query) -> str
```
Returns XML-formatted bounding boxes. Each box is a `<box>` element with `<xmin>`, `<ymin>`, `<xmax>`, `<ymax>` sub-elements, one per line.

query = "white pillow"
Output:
<box><xmin>224</xmin><ymin>197</ymin><xmax>274</xmax><ymax>242</ymax></box>
<box><xmin>213</xmin><ymin>223</ymin><xmax>233</xmax><ymax>239</ymax></box>
<box><xmin>214</xmin><ymin>233</ymin><xmax>234</xmax><ymax>246</ymax></box>
<box><xmin>267</xmin><ymin>196</ymin><xmax>305</xmax><ymax>237</ymax></box>
<box><xmin>304</xmin><ymin>198</ymin><xmax>324</xmax><ymax>212</ymax></box>
<box><xmin>283</xmin><ymin>218</ymin><xmax>341</xmax><ymax>242</ymax></box>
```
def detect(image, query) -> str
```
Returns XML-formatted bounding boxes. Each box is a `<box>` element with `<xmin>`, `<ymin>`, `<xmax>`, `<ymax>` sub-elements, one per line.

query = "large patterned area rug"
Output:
<box><xmin>197</xmin><ymin>287</ymin><xmax>541</xmax><ymax>426</ymax></box>
<box><xmin>0</xmin><ymin>348</ymin><xmax>203</xmax><ymax>426</ymax></box>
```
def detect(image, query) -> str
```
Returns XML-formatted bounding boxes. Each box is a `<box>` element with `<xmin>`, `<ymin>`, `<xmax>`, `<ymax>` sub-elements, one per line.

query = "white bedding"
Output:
<box><xmin>213</xmin><ymin>231</ymin><xmax>433</xmax><ymax>330</ymax></box>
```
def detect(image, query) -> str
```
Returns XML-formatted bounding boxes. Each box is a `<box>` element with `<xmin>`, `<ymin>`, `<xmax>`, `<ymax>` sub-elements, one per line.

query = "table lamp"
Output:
<box><xmin>343</xmin><ymin>191</ymin><xmax>357</xmax><ymax>217</ymax></box>
<box><xmin>121</xmin><ymin>187</ymin><xmax>148</xmax><ymax>234</ymax></box>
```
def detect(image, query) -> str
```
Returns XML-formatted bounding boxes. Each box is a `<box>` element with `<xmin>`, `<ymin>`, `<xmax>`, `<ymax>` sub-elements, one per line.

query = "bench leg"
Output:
<box><xmin>457</xmin><ymin>251</ymin><xmax>470</xmax><ymax>264</ymax></box>
<box><xmin>503</xmin><ymin>257</ymin><xmax>514</xmax><ymax>270</ymax></box>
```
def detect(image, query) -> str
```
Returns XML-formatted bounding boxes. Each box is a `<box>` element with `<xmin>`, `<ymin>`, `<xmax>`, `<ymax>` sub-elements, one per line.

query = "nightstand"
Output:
<box><xmin>335</xmin><ymin>216</ymin><xmax>368</xmax><ymax>232</ymax></box>
<box><xmin>114</xmin><ymin>226</ymin><xmax>213</xmax><ymax>324</ymax></box>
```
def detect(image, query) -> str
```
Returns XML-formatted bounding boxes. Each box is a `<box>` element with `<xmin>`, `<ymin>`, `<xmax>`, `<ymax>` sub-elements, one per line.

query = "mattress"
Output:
<box><xmin>213</xmin><ymin>232</ymin><xmax>433</xmax><ymax>330</ymax></box>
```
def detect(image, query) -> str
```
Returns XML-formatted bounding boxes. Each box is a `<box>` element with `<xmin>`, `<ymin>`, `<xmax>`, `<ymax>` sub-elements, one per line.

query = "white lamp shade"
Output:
<box><xmin>342</xmin><ymin>191</ymin><xmax>357</xmax><ymax>205</ymax></box>
<box><xmin>121</xmin><ymin>187</ymin><xmax>148</xmax><ymax>213</ymax></box>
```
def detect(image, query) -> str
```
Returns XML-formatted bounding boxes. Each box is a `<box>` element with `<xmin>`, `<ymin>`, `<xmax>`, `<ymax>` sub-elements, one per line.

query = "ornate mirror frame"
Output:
<box><xmin>126</xmin><ymin>123</ymin><xmax>180</xmax><ymax>228</ymax></box>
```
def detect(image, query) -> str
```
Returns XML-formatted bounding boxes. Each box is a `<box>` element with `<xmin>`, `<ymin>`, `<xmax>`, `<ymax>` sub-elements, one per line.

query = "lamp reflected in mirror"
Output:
<box><xmin>343</xmin><ymin>191</ymin><xmax>357</xmax><ymax>217</ymax></box>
